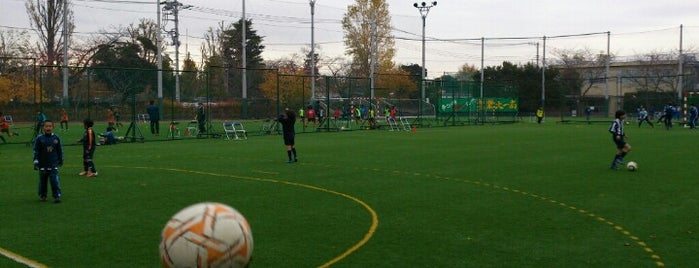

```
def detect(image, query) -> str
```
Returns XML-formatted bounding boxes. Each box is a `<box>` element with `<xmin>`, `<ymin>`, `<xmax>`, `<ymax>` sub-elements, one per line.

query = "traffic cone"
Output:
<box><xmin>412</xmin><ymin>125</ymin><xmax>417</xmax><ymax>133</ymax></box>
<box><xmin>184</xmin><ymin>127</ymin><xmax>190</xmax><ymax>136</ymax></box>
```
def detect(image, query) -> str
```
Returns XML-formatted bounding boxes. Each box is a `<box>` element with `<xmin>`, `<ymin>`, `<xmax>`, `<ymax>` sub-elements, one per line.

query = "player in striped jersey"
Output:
<box><xmin>609</xmin><ymin>110</ymin><xmax>632</xmax><ymax>170</ymax></box>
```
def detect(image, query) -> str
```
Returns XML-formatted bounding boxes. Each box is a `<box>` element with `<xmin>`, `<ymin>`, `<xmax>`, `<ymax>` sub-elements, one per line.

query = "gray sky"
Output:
<box><xmin>2</xmin><ymin>0</ymin><xmax>699</xmax><ymax>77</ymax></box>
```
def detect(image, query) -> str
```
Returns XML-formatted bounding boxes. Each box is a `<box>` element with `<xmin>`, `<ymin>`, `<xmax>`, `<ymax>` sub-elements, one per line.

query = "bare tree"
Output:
<box><xmin>553</xmin><ymin>48</ymin><xmax>612</xmax><ymax>97</ymax></box>
<box><xmin>626</xmin><ymin>51</ymin><xmax>677</xmax><ymax>93</ymax></box>
<box><xmin>126</xmin><ymin>19</ymin><xmax>161</xmax><ymax>65</ymax></box>
<box><xmin>0</xmin><ymin>29</ymin><xmax>32</xmax><ymax>72</ymax></box>
<box><xmin>25</xmin><ymin>0</ymin><xmax>74</xmax><ymax>65</ymax></box>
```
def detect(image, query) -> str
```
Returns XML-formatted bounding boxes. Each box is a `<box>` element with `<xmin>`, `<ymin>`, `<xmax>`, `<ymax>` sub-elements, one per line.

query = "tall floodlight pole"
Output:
<box><xmin>62</xmin><ymin>0</ymin><xmax>69</xmax><ymax>107</ymax></box>
<box><xmin>413</xmin><ymin>1</ymin><xmax>437</xmax><ymax>106</ymax></box>
<box><xmin>242</xmin><ymin>0</ymin><xmax>248</xmax><ymax>118</ymax></box>
<box><xmin>678</xmin><ymin>24</ymin><xmax>684</xmax><ymax>101</ymax></box>
<box><xmin>605</xmin><ymin>31</ymin><xmax>610</xmax><ymax>101</ymax></box>
<box><xmin>541</xmin><ymin>36</ymin><xmax>546</xmax><ymax>111</ymax></box>
<box><xmin>310</xmin><ymin>0</ymin><xmax>316</xmax><ymax>102</ymax></box>
<box><xmin>157</xmin><ymin>1</ymin><xmax>163</xmax><ymax>106</ymax></box>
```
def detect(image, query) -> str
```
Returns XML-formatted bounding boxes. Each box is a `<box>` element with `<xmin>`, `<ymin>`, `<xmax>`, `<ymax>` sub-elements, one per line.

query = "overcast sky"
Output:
<box><xmin>2</xmin><ymin>0</ymin><xmax>699</xmax><ymax>77</ymax></box>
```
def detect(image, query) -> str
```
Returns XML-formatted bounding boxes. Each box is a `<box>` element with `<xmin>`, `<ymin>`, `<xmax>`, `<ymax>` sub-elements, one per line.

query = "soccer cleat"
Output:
<box><xmin>294</xmin><ymin>158</ymin><xmax>298</xmax><ymax>162</ymax></box>
<box><xmin>610</xmin><ymin>161</ymin><xmax>620</xmax><ymax>170</ymax></box>
<box><xmin>40</xmin><ymin>196</ymin><xmax>47</xmax><ymax>202</ymax></box>
<box><xmin>78</xmin><ymin>171</ymin><xmax>87</xmax><ymax>176</ymax></box>
<box><xmin>286</xmin><ymin>160</ymin><xmax>293</xmax><ymax>164</ymax></box>
<box><xmin>87</xmin><ymin>172</ymin><xmax>98</xmax><ymax>178</ymax></box>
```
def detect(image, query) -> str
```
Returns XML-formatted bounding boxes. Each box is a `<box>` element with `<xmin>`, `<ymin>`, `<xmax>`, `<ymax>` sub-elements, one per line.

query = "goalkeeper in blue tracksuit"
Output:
<box><xmin>33</xmin><ymin>120</ymin><xmax>64</xmax><ymax>203</ymax></box>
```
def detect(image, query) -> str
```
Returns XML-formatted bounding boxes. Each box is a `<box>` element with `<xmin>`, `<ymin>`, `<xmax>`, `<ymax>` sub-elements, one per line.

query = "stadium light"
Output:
<box><xmin>413</xmin><ymin>1</ymin><xmax>437</xmax><ymax>106</ymax></box>
<box><xmin>310</xmin><ymin>0</ymin><xmax>317</xmax><ymax>102</ymax></box>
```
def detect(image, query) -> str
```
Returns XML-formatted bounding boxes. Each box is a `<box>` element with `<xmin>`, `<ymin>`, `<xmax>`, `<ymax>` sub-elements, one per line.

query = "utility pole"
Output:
<box><xmin>162</xmin><ymin>0</ymin><xmax>190</xmax><ymax>102</ymax></box>
<box><xmin>157</xmin><ymin>1</ymin><xmax>163</xmax><ymax>106</ymax></box>
<box><xmin>310</xmin><ymin>0</ymin><xmax>317</xmax><ymax>102</ymax></box>
<box><xmin>62</xmin><ymin>0</ymin><xmax>69</xmax><ymax>107</ymax></box>
<box><xmin>242</xmin><ymin>0</ymin><xmax>248</xmax><ymax>118</ymax></box>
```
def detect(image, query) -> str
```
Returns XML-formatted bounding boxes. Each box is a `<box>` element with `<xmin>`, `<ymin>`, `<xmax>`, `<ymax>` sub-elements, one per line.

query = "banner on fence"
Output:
<box><xmin>439</xmin><ymin>97</ymin><xmax>518</xmax><ymax>113</ymax></box>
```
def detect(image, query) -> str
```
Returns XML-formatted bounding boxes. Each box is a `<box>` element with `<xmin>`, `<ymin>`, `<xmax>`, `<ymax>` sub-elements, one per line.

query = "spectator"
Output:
<box><xmin>196</xmin><ymin>103</ymin><xmax>206</xmax><ymax>133</ymax></box>
<box><xmin>147</xmin><ymin>100</ymin><xmax>160</xmax><ymax>136</ymax></box>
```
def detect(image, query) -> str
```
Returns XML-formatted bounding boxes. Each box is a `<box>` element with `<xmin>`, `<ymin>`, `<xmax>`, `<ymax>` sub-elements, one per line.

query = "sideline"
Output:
<box><xmin>0</xmin><ymin>247</ymin><xmax>48</xmax><ymax>268</ymax></box>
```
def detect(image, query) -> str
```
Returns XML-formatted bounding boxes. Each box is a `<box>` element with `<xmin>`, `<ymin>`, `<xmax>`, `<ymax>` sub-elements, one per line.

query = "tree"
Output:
<box><xmin>259</xmin><ymin>59</ymin><xmax>305</xmax><ymax>108</ymax></box>
<box><xmin>342</xmin><ymin>0</ymin><xmax>395</xmax><ymax>77</ymax></box>
<box><xmin>473</xmin><ymin>61</ymin><xmax>562</xmax><ymax>112</ymax></box>
<box><xmin>201</xmin><ymin>24</ymin><xmax>227</xmax><ymax>100</ymax></box>
<box><xmin>180</xmin><ymin>52</ymin><xmax>200</xmax><ymax>101</ymax></box>
<box><xmin>91</xmin><ymin>42</ymin><xmax>157</xmax><ymax>104</ymax></box>
<box><xmin>553</xmin><ymin>49</ymin><xmax>611</xmax><ymax>98</ymax></box>
<box><xmin>376</xmin><ymin>68</ymin><xmax>417</xmax><ymax>99</ymax></box>
<box><xmin>126</xmin><ymin>19</ymin><xmax>161</xmax><ymax>65</ymax></box>
<box><xmin>0</xmin><ymin>29</ymin><xmax>37</xmax><ymax>104</ymax></box>
<box><xmin>0</xmin><ymin>29</ymin><xmax>32</xmax><ymax>73</ymax></box>
<box><xmin>25</xmin><ymin>0</ymin><xmax>74</xmax><ymax>65</ymax></box>
<box><xmin>220</xmin><ymin>19</ymin><xmax>265</xmax><ymax>98</ymax></box>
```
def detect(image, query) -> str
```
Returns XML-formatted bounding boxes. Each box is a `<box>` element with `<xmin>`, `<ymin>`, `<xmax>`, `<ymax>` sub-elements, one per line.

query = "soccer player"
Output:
<box><xmin>637</xmin><ymin>107</ymin><xmax>653</xmax><ymax>128</ymax></box>
<box><xmin>609</xmin><ymin>110</ymin><xmax>631</xmax><ymax>170</ymax></box>
<box><xmin>536</xmin><ymin>107</ymin><xmax>544</xmax><ymax>124</ymax></box>
<box><xmin>689</xmin><ymin>103</ymin><xmax>698</xmax><ymax>129</ymax></box>
<box><xmin>0</xmin><ymin>111</ymin><xmax>18</xmax><ymax>143</ymax></box>
<box><xmin>78</xmin><ymin>118</ymin><xmax>98</xmax><ymax>177</ymax></box>
<box><xmin>277</xmin><ymin>108</ymin><xmax>298</xmax><ymax>163</ymax></box>
<box><xmin>59</xmin><ymin>108</ymin><xmax>69</xmax><ymax>131</ymax></box>
<box><xmin>33</xmin><ymin>120</ymin><xmax>64</xmax><ymax>203</ymax></box>
<box><xmin>663</xmin><ymin>102</ymin><xmax>674</xmax><ymax>130</ymax></box>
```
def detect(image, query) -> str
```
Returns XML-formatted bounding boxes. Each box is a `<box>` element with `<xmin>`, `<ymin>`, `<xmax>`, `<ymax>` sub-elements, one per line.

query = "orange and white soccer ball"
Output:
<box><xmin>160</xmin><ymin>202</ymin><xmax>253</xmax><ymax>268</ymax></box>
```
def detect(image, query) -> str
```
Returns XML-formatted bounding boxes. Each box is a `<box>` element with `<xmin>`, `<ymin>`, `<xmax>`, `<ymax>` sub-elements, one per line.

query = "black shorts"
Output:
<box><xmin>283</xmin><ymin>134</ymin><xmax>295</xmax><ymax>146</ymax></box>
<box><xmin>612</xmin><ymin>137</ymin><xmax>626</xmax><ymax>149</ymax></box>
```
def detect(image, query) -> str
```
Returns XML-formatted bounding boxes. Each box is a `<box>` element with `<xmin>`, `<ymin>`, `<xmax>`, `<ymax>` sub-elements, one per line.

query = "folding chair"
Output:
<box><xmin>223</xmin><ymin>122</ymin><xmax>247</xmax><ymax>140</ymax></box>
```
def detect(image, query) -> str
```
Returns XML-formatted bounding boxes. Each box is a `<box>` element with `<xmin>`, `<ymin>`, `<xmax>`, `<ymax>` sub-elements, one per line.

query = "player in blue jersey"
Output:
<box><xmin>609</xmin><ymin>110</ymin><xmax>631</xmax><ymax>170</ymax></box>
<box><xmin>637</xmin><ymin>107</ymin><xmax>653</xmax><ymax>128</ymax></box>
<box><xmin>33</xmin><ymin>120</ymin><xmax>64</xmax><ymax>203</ymax></box>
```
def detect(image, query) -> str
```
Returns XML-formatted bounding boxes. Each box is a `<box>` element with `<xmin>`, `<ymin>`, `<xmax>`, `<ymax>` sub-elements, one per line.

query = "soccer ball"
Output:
<box><xmin>626</xmin><ymin>161</ymin><xmax>638</xmax><ymax>171</ymax></box>
<box><xmin>160</xmin><ymin>202</ymin><xmax>253</xmax><ymax>268</ymax></box>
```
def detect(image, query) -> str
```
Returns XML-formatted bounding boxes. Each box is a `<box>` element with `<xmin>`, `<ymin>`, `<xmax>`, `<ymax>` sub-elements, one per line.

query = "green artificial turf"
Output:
<box><xmin>1</xmin><ymin>121</ymin><xmax>697</xmax><ymax>267</ymax></box>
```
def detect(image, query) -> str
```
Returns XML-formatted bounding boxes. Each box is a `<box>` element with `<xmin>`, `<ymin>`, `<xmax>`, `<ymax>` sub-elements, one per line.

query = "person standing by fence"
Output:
<box><xmin>147</xmin><ymin>100</ymin><xmax>160</xmax><ymax>136</ymax></box>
